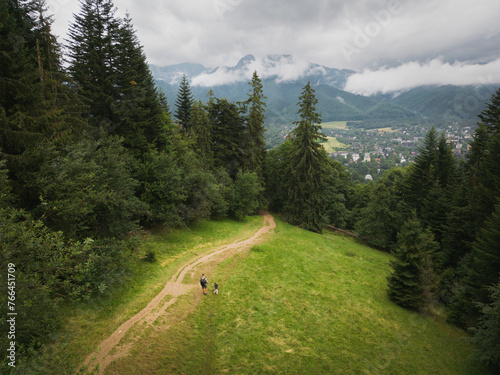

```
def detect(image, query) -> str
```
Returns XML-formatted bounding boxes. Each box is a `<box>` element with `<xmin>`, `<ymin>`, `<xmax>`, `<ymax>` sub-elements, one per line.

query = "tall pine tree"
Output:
<box><xmin>387</xmin><ymin>214</ymin><xmax>439</xmax><ymax>310</ymax></box>
<box><xmin>208</xmin><ymin>98</ymin><xmax>244</xmax><ymax>178</ymax></box>
<box><xmin>112</xmin><ymin>14</ymin><xmax>168</xmax><ymax>154</ymax></box>
<box><xmin>243</xmin><ymin>71</ymin><xmax>266</xmax><ymax>176</ymax></box>
<box><xmin>175</xmin><ymin>74</ymin><xmax>194</xmax><ymax>131</ymax></box>
<box><xmin>284</xmin><ymin>82</ymin><xmax>331</xmax><ymax>233</ymax></box>
<box><xmin>190</xmin><ymin>100</ymin><xmax>212</xmax><ymax>165</ymax></box>
<box><xmin>67</xmin><ymin>2</ymin><xmax>168</xmax><ymax>155</ymax></box>
<box><xmin>67</xmin><ymin>0</ymin><xmax>120</xmax><ymax>130</ymax></box>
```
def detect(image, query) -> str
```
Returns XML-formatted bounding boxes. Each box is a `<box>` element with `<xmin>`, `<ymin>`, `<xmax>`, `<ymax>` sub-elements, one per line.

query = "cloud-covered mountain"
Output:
<box><xmin>151</xmin><ymin>54</ymin><xmax>496</xmax><ymax>126</ymax></box>
<box><xmin>151</xmin><ymin>54</ymin><xmax>355</xmax><ymax>89</ymax></box>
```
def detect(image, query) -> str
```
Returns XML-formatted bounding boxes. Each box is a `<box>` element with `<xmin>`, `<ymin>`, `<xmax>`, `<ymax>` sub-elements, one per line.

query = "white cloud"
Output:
<box><xmin>191</xmin><ymin>67</ymin><xmax>243</xmax><ymax>87</ymax></box>
<box><xmin>190</xmin><ymin>55</ymin><xmax>326</xmax><ymax>87</ymax></box>
<box><xmin>343</xmin><ymin>58</ymin><xmax>500</xmax><ymax>96</ymax></box>
<box><xmin>46</xmin><ymin>0</ymin><xmax>500</xmax><ymax>80</ymax></box>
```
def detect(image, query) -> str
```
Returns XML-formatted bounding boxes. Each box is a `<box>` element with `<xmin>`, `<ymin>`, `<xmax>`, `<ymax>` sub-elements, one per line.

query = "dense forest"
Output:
<box><xmin>1</xmin><ymin>0</ymin><xmax>499</xmax><ymax>372</ymax></box>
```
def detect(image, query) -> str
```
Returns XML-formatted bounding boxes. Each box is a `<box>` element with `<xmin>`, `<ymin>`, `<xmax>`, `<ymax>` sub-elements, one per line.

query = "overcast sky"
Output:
<box><xmin>46</xmin><ymin>0</ymin><xmax>500</xmax><ymax>94</ymax></box>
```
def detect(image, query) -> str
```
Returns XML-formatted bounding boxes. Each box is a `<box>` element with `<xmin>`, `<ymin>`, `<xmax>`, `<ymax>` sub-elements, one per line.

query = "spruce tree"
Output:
<box><xmin>1</xmin><ymin>0</ymin><xmax>83</xmax><ymax>168</ymax></box>
<box><xmin>284</xmin><ymin>82</ymin><xmax>330</xmax><ymax>232</ymax></box>
<box><xmin>445</xmin><ymin>89</ymin><xmax>500</xmax><ymax>328</ymax></box>
<box><xmin>112</xmin><ymin>14</ymin><xmax>168</xmax><ymax>154</ymax></box>
<box><xmin>67</xmin><ymin>0</ymin><xmax>120</xmax><ymax>129</ymax></box>
<box><xmin>1</xmin><ymin>0</ymin><xmax>45</xmax><ymax>156</ymax></box>
<box><xmin>190</xmin><ymin>100</ymin><xmax>213</xmax><ymax>165</ymax></box>
<box><xmin>478</xmin><ymin>87</ymin><xmax>500</xmax><ymax>133</ymax></box>
<box><xmin>68</xmin><ymin>2</ymin><xmax>168</xmax><ymax>154</ymax></box>
<box><xmin>175</xmin><ymin>74</ymin><xmax>194</xmax><ymax>131</ymax></box>
<box><xmin>356</xmin><ymin>168</ymin><xmax>406</xmax><ymax>251</ymax></box>
<box><xmin>208</xmin><ymin>98</ymin><xmax>244</xmax><ymax>177</ymax></box>
<box><xmin>469</xmin><ymin>282</ymin><xmax>500</xmax><ymax>370</ymax></box>
<box><xmin>452</xmin><ymin>203</ymin><xmax>500</xmax><ymax>327</ymax></box>
<box><xmin>467</xmin><ymin>203</ymin><xmax>500</xmax><ymax>302</ymax></box>
<box><xmin>387</xmin><ymin>214</ymin><xmax>438</xmax><ymax>310</ymax></box>
<box><xmin>404</xmin><ymin>127</ymin><xmax>439</xmax><ymax>212</ymax></box>
<box><xmin>243</xmin><ymin>71</ymin><xmax>266</xmax><ymax>176</ymax></box>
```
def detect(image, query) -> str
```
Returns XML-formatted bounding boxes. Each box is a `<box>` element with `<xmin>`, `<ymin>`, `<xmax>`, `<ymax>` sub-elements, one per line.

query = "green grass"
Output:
<box><xmin>136</xmin><ymin>217</ymin><xmax>489</xmax><ymax>375</ymax></box>
<box><xmin>24</xmin><ymin>215</ymin><xmax>489</xmax><ymax>374</ymax></box>
<box><xmin>373</xmin><ymin>127</ymin><xmax>397</xmax><ymax>133</ymax></box>
<box><xmin>18</xmin><ymin>216</ymin><xmax>264</xmax><ymax>374</ymax></box>
<box><xmin>321</xmin><ymin>136</ymin><xmax>348</xmax><ymax>153</ymax></box>
<box><xmin>320</xmin><ymin>121</ymin><xmax>348</xmax><ymax>130</ymax></box>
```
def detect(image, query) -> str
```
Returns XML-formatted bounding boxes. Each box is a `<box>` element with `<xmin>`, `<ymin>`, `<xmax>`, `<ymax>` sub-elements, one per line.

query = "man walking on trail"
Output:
<box><xmin>200</xmin><ymin>273</ymin><xmax>209</xmax><ymax>295</ymax></box>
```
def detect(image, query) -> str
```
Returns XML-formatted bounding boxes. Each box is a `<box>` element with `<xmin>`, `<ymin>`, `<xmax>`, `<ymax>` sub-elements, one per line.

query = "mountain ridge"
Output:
<box><xmin>150</xmin><ymin>54</ymin><xmax>495</xmax><ymax>126</ymax></box>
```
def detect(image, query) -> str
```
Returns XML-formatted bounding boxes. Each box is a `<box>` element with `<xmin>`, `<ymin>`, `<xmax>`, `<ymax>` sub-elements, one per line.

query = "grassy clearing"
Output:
<box><xmin>320</xmin><ymin>121</ymin><xmax>348</xmax><ymax>130</ymax></box>
<box><xmin>146</xmin><ymin>217</ymin><xmax>489</xmax><ymax>375</ymax></box>
<box><xmin>19</xmin><ymin>216</ymin><xmax>263</xmax><ymax>374</ymax></box>
<box><xmin>373</xmin><ymin>127</ymin><xmax>397</xmax><ymax>133</ymax></box>
<box><xmin>321</xmin><ymin>136</ymin><xmax>348</xmax><ymax>153</ymax></box>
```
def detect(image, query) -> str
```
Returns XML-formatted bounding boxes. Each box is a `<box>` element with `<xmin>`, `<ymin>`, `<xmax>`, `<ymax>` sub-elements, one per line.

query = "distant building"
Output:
<box><xmin>352</xmin><ymin>153</ymin><xmax>360</xmax><ymax>162</ymax></box>
<box><xmin>364</xmin><ymin>153</ymin><xmax>371</xmax><ymax>162</ymax></box>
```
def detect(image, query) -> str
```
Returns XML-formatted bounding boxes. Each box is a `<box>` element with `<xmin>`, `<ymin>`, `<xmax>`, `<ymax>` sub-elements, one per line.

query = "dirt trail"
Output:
<box><xmin>81</xmin><ymin>213</ymin><xmax>275</xmax><ymax>374</ymax></box>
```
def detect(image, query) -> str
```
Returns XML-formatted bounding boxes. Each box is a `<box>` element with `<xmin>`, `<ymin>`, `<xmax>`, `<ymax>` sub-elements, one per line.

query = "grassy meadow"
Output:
<box><xmin>20</xmin><ymin>215</ymin><xmax>489</xmax><ymax>374</ymax></box>
<box><xmin>372</xmin><ymin>127</ymin><xmax>397</xmax><ymax>133</ymax></box>
<box><xmin>17</xmin><ymin>216</ymin><xmax>264</xmax><ymax>374</ymax></box>
<box><xmin>320</xmin><ymin>121</ymin><xmax>348</xmax><ymax>130</ymax></box>
<box><xmin>321</xmin><ymin>136</ymin><xmax>348</xmax><ymax>153</ymax></box>
<box><xmin>111</xmin><ymin>217</ymin><xmax>488</xmax><ymax>375</ymax></box>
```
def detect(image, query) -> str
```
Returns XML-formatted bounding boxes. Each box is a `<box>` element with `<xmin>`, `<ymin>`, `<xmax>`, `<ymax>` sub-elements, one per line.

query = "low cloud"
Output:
<box><xmin>343</xmin><ymin>58</ymin><xmax>500</xmax><ymax>96</ymax></box>
<box><xmin>191</xmin><ymin>67</ymin><xmax>242</xmax><ymax>87</ymax></box>
<box><xmin>190</xmin><ymin>55</ymin><xmax>325</xmax><ymax>87</ymax></box>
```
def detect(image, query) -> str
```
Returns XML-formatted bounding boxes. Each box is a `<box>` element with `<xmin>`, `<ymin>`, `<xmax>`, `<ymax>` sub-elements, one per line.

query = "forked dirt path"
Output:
<box><xmin>81</xmin><ymin>213</ymin><xmax>275</xmax><ymax>374</ymax></box>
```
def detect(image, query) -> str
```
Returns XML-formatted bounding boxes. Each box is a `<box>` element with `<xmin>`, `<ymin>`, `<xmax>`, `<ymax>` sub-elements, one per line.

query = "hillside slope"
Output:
<box><xmin>108</xmin><ymin>217</ymin><xmax>488</xmax><ymax>374</ymax></box>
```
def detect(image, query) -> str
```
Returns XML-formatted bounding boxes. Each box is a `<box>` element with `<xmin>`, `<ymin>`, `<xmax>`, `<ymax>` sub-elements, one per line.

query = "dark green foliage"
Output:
<box><xmin>208</xmin><ymin>98</ymin><xmax>244</xmax><ymax>178</ymax></box>
<box><xmin>67</xmin><ymin>0</ymin><xmax>120</xmax><ymax>129</ymax></box>
<box><xmin>0</xmin><ymin>160</ymin><xmax>13</xmax><ymax>208</ymax></box>
<box><xmin>229</xmin><ymin>171</ymin><xmax>264</xmax><ymax>220</ymax></box>
<box><xmin>453</xmin><ymin>204</ymin><xmax>500</xmax><ymax>326</ymax></box>
<box><xmin>190</xmin><ymin>100</ymin><xmax>213</xmax><ymax>165</ymax></box>
<box><xmin>209</xmin><ymin>167</ymin><xmax>232</xmax><ymax>218</ymax></box>
<box><xmin>356</xmin><ymin>168</ymin><xmax>407</xmax><ymax>251</ymax></box>
<box><xmin>1</xmin><ymin>0</ymin><xmax>83</xmax><ymax>162</ymax></box>
<box><xmin>404</xmin><ymin>128</ymin><xmax>456</xmax><ymax>243</ymax></box>
<box><xmin>387</xmin><ymin>214</ymin><xmax>439</xmax><ymax>309</ymax></box>
<box><xmin>447</xmin><ymin>88</ymin><xmax>500</xmax><ymax>327</ymax></box>
<box><xmin>135</xmin><ymin>148</ymin><xmax>184</xmax><ymax>226</ymax></box>
<box><xmin>176</xmin><ymin>147</ymin><xmax>221</xmax><ymax>224</ymax></box>
<box><xmin>404</xmin><ymin>127</ymin><xmax>439</xmax><ymax>211</ymax></box>
<box><xmin>283</xmin><ymin>82</ymin><xmax>331</xmax><ymax>232</ymax></box>
<box><xmin>0</xmin><ymin>208</ymin><xmax>132</xmax><ymax>365</ymax></box>
<box><xmin>175</xmin><ymin>74</ymin><xmax>194</xmax><ymax>131</ymax></box>
<box><xmin>143</xmin><ymin>250</ymin><xmax>157</xmax><ymax>263</ymax></box>
<box><xmin>478</xmin><ymin>87</ymin><xmax>500</xmax><ymax>133</ymax></box>
<box><xmin>33</xmin><ymin>136</ymin><xmax>147</xmax><ymax>239</ymax></box>
<box><xmin>242</xmin><ymin>71</ymin><xmax>267</xmax><ymax>176</ymax></box>
<box><xmin>112</xmin><ymin>15</ymin><xmax>169</xmax><ymax>154</ymax></box>
<box><xmin>67</xmin><ymin>0</ymin><xmax>167</xmax><ymax>155</ymax></box>
<box><xmin>469</xmin><ymin>283</ymin><xmax>500</xmax><ymax>370</ymax></box>
<box><xmin>324</xmin><ymin>159</ymin><xmax>352</xmax><ymax>228</ymax></box>
<box><xmin>264</xmin><ymin>141</ymin><xmax>292</xmax><ymax>213</ymax></box>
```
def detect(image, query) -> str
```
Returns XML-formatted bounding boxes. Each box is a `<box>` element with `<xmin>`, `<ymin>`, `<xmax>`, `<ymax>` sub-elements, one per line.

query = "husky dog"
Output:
<box><xmin>213</xmin><ymin>282</ymin><xmax>219</xmax><ymax>295</ymax></box>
